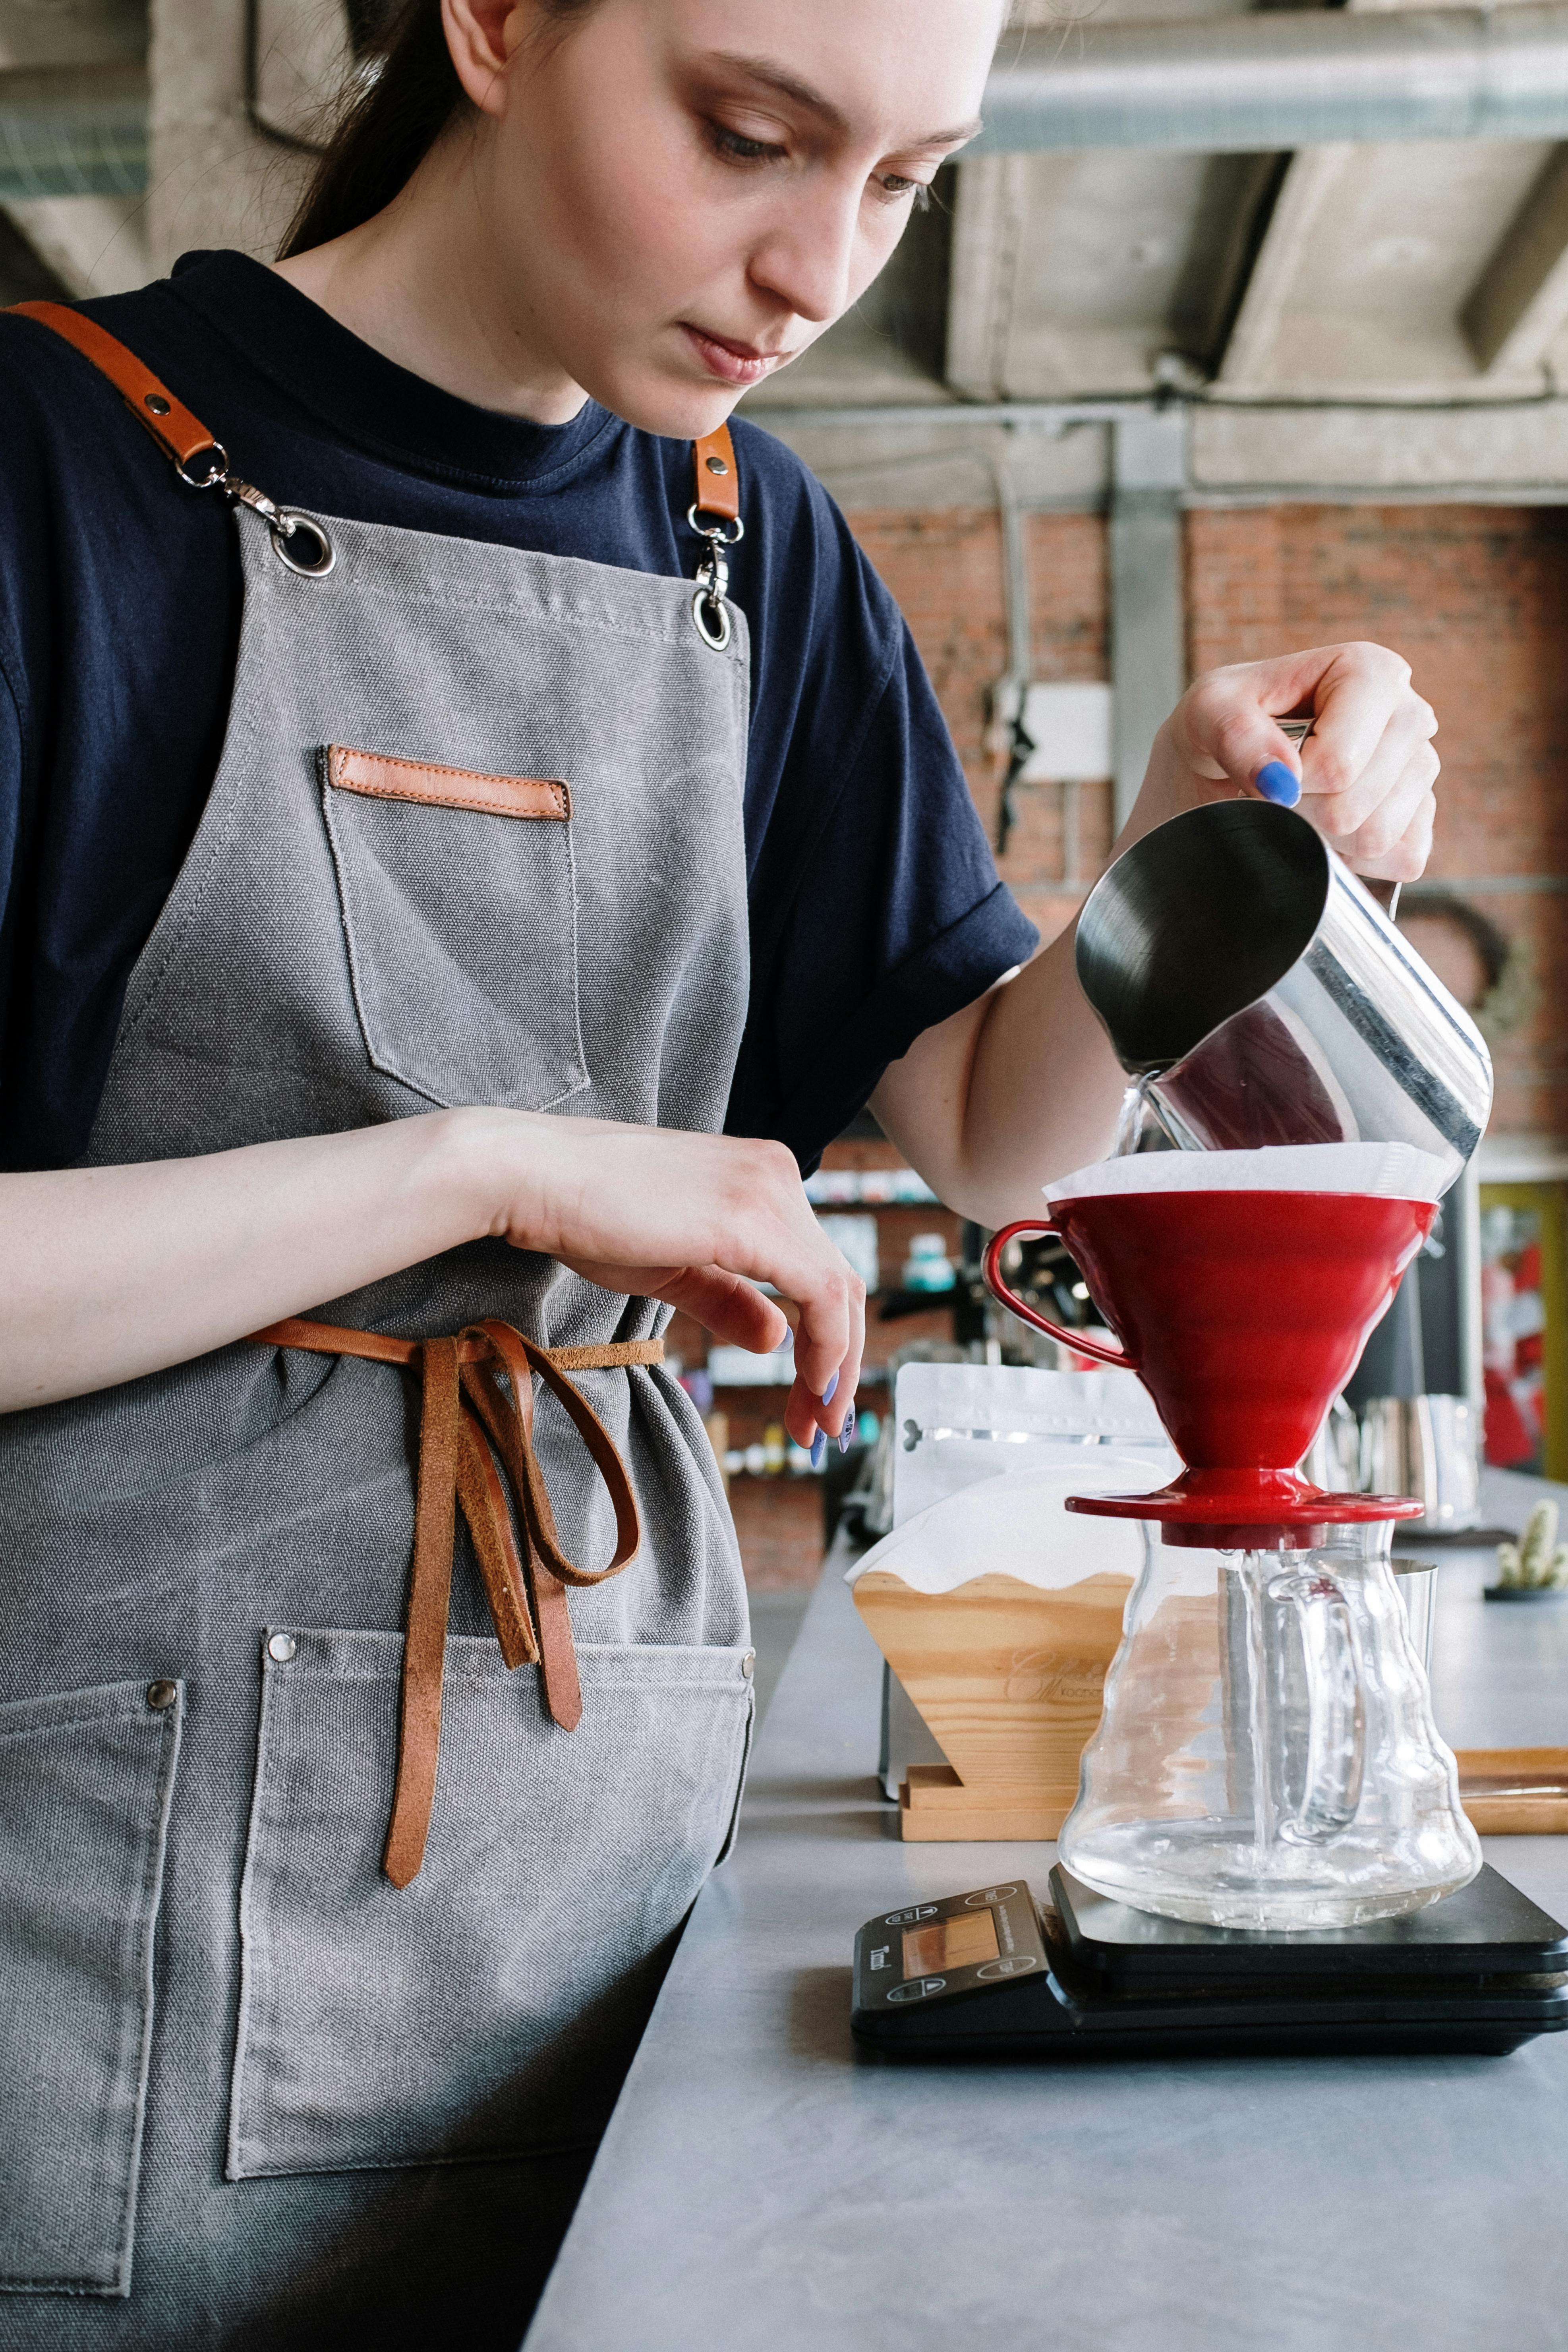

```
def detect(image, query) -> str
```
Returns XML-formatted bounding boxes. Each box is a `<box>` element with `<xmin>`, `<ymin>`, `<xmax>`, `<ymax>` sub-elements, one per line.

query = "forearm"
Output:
<box><xmin>0</xmin><ymin>1111</ymin><xmax>488</xmax><ymax>1413</ymax></box>
<box><xmin>873</xmin><ymin>920</ymin><xmax>1125</xmax><ymax>1228</ymax></box>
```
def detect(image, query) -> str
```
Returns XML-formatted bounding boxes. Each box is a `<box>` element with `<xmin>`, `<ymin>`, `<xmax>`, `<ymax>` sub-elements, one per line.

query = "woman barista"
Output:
<box><xmin>0</xmin><ymin>0</ymin><xmax>1438</xmax><ymax>2342</ymax></box>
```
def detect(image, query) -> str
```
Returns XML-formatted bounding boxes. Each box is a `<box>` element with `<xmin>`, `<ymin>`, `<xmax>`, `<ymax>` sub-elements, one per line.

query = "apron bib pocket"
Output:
<box><xmin>321</xmin><ymin>744</ymin><xmax>589</xmax><ymax>1111</ymax></box>
<box><xmin>228</xmin><ymin>1628</ymin><xmax>751</xmax><ymax>2179</ymax></box>
<box><xmin>0</xmin><ymin>1679</ymin><xmax>182</xmax><ymax>2299</ymax></box>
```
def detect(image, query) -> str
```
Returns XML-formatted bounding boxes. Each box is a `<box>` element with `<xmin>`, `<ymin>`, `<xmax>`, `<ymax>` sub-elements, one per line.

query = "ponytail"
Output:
<box><xmin>280</xmin><ymin>0</ymin><xmax>599</xmax><ymax>260</ymax></box>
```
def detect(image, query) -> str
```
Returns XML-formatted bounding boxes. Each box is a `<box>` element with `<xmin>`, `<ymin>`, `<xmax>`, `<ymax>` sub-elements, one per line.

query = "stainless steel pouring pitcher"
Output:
<box><xmin>1077</xmin><ymin>801</ymin><xmax>1493</xmax><ymax>1188</ymax></box>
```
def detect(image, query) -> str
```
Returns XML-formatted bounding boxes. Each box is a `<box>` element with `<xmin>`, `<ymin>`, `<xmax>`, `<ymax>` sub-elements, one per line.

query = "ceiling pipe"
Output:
<box><xmin>0</xmin><ymin>66</ymin><xmax>145</xmax><ymax>201</ymax></box>
<box><xmin>12</xmin><ymin>6</ymin><xmax>1568</xmax><ymax>203</ymax></box>
<box><xmin>974</xmin><ymin>5</ymin><xmax>1568</xmax><ymax>153</ymax></box>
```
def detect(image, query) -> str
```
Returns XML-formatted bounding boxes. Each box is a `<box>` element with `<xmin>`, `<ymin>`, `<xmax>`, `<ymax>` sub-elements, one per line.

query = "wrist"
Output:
<box><xmin>418</xmin><ymin>1105</ymin><xmax>540</xmax><ymax>1248</ymax></box>
<box><xmin>1112</xmin><ymin>718</ymin><xmax>1188</xmax><ymax>856</ymax></box>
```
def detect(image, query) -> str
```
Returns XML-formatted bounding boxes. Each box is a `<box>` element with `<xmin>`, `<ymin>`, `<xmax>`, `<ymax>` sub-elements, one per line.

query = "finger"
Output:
<box><xmin>1288</xmin><ymin>644</ymin><xmax>1421</xmax><ymax>824</ymax></box>
<box><xmin>562</xmin><ymin>1258</ymin><xmax>793</xmax><ymax>1353</ymax></box>
<box><xmin>787</xmin><ymin>1257</ymin><xmax>864</xmax><ymax>1436</ymax></box>
<box><xmin>1334</xmin><ymin>782</ymin><xmax>1436</xmax><ymax>884</ymax></box>
<box><xmin>1177</xmin><ymin>679</ymin><xmax>1306</xmax><ymax>804</ymax></box>
<box><xmin>1301</xmin><ymin>692</ymin><xmax>1437</xmax><ymax>841</ymax></box>
<box><xmin>1315</xmin><ymin>727</ymin><xmax>1438</xmax><ymax>867</ymax></box>
<box><xmin>651</xmin><ymin>1267</ymin><xmax>791</xmax><ymax>1353</ymax></box>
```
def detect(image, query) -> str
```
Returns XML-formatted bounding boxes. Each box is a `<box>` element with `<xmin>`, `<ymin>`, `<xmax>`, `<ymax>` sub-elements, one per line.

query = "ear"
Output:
<box><xmin>441</xmin><ymin>0</ymin><xmax>528</xmax><ymax>116</ymax></box>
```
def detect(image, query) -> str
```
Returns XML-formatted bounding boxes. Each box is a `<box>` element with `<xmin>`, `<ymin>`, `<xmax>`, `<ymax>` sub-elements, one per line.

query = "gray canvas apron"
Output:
<box><xmin>0</xmin><ymin>310</ymin><xmax>755</xmax><ymax>2347</ymax></box>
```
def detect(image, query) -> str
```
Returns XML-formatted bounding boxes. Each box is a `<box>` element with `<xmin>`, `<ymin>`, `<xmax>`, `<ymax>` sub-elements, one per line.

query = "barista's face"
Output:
<box><xmin>444</xmin><ymin>0</ymin><xmax>999</xmax><ymax>433</ymax></box>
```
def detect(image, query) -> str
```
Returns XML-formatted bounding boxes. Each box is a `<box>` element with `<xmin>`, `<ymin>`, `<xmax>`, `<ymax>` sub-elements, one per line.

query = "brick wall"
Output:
<box><xmin>851</xmin><ymin>500</ymin><xmax>1568</xmax><ymax>1141</ymax></box>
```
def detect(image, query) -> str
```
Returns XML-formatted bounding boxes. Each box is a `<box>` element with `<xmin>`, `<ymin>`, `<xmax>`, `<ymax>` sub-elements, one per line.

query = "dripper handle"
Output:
<box><xmin>1267</xmin><ymin>1567</ymin><xmax>1367</xmax><ymax>1842</ymax></box>
<box><xmin>982</xmin><ymin>1222</ymin><xmax>1136</xmax><ymax>1371</ymax></box>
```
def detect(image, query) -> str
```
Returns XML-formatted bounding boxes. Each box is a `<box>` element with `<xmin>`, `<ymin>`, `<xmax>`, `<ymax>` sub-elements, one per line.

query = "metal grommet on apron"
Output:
<box><xmin>1</xmin><ymin>298</ymin><xmax>758</xmax><ymax>2323</ymax></box>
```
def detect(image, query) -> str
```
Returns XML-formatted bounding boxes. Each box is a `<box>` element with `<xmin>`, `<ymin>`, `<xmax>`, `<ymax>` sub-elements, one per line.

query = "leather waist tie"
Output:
<box><xmin>248</xmin><ymin>1316</ymin><xmax>661</xmax><ymax>1887</ymax></box>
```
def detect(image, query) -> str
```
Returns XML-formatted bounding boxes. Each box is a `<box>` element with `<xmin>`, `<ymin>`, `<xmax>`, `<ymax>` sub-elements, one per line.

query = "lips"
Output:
<box><xmin>679</xmin><ymin>323</ymin><xmax>793</xmax><ymax>387</ymax></box>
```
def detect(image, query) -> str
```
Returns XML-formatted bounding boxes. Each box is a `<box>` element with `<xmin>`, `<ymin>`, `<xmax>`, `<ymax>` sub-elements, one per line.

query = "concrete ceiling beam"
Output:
<box><xmin>1463</xmin><ymin>143</ymin><xmax>1568</xmax><ymax>369</ymax></box>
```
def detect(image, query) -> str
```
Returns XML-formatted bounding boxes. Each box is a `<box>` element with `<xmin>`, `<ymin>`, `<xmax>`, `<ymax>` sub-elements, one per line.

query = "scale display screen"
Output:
<box><xmin>901</xmin><ymin>1909</ymin><xmax>1000</xmax><ymax>1977</ymax></box>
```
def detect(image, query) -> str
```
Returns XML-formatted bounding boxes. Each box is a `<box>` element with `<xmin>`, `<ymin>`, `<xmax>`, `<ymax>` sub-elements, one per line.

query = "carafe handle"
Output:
<box><xmin>1267</xmin><ymin>1568</ymin><xmax>1366</xmax><ymax>1842</ymax></box>
<box><xmin>981</xmin><ymin>1221</ymin><xmax>1137</xmax><ymax>1371</ymax></box>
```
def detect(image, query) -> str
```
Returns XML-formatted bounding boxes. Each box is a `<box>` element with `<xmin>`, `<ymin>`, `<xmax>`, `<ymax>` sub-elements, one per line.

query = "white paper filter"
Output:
<box><xmin>1045</xmin><ymin>1142</ymin><xmax>1450</xmax><ymax>1207</ymax></box>
<box><xmin>845</xmin><ymin>1456</ymin><xmax>1162</xmax><ymax>1595</ymax></box>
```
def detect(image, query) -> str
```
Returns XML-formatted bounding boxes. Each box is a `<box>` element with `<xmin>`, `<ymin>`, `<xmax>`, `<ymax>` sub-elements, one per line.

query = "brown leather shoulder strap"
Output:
<box><xmin>9</xmin><ymin>298</ymin><xmax>222</xmax><ymax>476</ymax></box>
<box><xmin>692</xmin><ymin>424</ymin><xmax>739</xmax><ymax>524</ymax></box>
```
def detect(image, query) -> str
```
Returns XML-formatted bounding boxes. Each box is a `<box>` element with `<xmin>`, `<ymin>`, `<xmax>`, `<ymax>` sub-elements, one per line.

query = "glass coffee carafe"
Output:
<box><xmin>1058</xmin><ymin>1519</ymin><xmax>1479</xmax><ymax>1930</ymax></box>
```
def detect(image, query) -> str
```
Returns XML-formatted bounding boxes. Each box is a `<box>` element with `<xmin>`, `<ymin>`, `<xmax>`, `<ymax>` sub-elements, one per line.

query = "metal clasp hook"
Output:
<box><xmin>174</xmin><ymin>437</ymin><xmax>335</xmax><ymax>577</ymax></box>
<box><xmin>687</xmin><ymin>502</ymin><xmax>744</xmax><ymax>651</ymax></box>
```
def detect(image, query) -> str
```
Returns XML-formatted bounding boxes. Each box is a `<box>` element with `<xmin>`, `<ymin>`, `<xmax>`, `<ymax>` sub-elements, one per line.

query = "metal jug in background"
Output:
<box><xmin>1077</xmin><ymin>800</ymin><xmax>1493</xmax><ymax>1190</ymax></box>
<box><xmin>1359</xmin><ymin>1394</ymin><xmax>1482</xmax><ymax>1534</ymax></box>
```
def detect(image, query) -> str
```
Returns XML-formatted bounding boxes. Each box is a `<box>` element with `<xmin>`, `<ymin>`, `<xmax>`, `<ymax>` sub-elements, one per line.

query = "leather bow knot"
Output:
<box><xmin>250</xmin><ymin>1315</ymin><xmax>656</xmax><ymax>1885</ymax></box>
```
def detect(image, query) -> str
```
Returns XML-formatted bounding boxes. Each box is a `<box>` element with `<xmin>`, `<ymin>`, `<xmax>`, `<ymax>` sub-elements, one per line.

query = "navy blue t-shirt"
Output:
<box><xmin>0</xmin><ymin>250</ymin><xmax>1035</xmax><ymax>1174</ymax></box>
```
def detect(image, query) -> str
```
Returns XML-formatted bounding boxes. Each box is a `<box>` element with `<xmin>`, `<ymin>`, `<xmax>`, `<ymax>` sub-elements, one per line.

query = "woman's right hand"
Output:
<box><xmin>0</xmin><ymin>1104</ymin><xmax>865</xmax><ymax>1432</ymax></box>
<box><xmin>462</xmin><ymin>1109</ymin><xmax>865</xmax><ymax>1450</ymax></box>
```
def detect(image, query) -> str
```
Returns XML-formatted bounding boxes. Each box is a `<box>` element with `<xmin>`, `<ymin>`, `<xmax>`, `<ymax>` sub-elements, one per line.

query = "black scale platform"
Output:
<box><xmin>850</xmin><ymin>1865</ymin><xmax>1568</xmax><ymax>2060</ymax></box>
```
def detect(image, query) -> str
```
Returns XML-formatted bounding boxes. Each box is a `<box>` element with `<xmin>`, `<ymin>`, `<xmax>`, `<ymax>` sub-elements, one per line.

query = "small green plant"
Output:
<box><xmin>1496</xmin><ymin>1500</ymin><xmax>1568</xmax><ymax>1591</ymax></box>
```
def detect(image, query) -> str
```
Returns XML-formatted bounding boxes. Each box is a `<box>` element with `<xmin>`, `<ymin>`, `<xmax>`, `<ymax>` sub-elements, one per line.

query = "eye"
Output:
<box><xmin>708</xmin><ymin>121</ymin><xmax>787</xmax><ymax>168</ymax></box>
<box><xmin>876</xmin><ymin>174</ymin><xmax>933</xmax><ymax>210</ymax></box>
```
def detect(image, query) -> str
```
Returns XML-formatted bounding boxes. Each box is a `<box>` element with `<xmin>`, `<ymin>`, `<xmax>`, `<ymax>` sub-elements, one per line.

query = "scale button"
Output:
<box><xmin>886</xmin><ymin>1977</ymin><xmax>947</xmax><ymax>2002</ymax></box>
<box><xmin>976</xmin><ymin>1956</ymin><xmax>1038</xmax><ymax>1981</ymax></box>
<box><xmin>965</xmin><ymin>1885</ymin><xmax>1019</xmax><ymax>1906</ymax></box>
<box><xmin>882</xmin><ymin>1905</ymin><xmax>939</xmax><ymax>1926</ymax></box>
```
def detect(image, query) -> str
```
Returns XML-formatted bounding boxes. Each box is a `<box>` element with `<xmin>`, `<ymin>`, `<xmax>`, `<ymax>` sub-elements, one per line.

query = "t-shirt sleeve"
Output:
<box><xmin>727</xmin><ymin>438</ymin><xmax>1037</xmax><ymax>1172</ymax></box>
<box><xmin>0</xmin><ymin>602</ymin><xmax>26</xmax><ymax>1102</ymax></box>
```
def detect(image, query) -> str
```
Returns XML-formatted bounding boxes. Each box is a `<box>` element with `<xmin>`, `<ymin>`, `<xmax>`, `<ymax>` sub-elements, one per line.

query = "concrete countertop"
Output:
<box><xmin>524</xmin><ymin>1470</ymin><xmax>1568</xmax><ymax>2352</ymax></box>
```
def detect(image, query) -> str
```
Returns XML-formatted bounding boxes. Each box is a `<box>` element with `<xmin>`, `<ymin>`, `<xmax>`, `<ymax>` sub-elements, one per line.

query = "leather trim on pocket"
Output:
<box><xmin>326</xmin><ymin>746</ymin><xmax>570</xmax><ymax>823</ymax></box>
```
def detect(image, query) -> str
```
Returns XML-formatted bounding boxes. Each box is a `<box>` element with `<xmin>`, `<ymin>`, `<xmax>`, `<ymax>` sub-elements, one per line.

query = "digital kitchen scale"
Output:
<box><xmin>851</xmin><ymin>1867</ymin><xmax>1568</xmax><ymax>2060</ymax></box>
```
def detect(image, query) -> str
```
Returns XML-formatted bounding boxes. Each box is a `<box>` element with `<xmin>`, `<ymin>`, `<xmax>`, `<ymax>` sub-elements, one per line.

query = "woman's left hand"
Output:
<box><xmin>1133</xmin><ymin>640</ymin><xmax>1439</xmax><ymax>881</ymax></box>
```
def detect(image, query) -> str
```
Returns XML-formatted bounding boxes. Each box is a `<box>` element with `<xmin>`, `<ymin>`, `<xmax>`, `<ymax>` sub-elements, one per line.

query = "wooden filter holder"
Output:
<box><xmin>852</xmin><ymin>1568</ymin><xmax>1134</xmax><ymax>1842</ymax></box>
<box><xmin>1454</xmin><ymin>1749</ymin><xmax>1568</xmax><ymax>1835</ymax></box>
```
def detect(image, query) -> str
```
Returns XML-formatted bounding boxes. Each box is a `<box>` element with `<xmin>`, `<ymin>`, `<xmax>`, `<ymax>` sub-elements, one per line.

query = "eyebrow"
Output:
<box><xmin>705</xmin><ymin>52</ymin><xmax>983</xmax><ymax>150</ymax></box>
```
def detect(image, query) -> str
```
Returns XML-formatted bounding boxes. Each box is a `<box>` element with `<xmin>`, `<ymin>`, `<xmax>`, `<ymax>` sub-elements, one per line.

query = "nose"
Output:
<box><xmin>746</xmin><ymin>171</ymin><xmax>864</xmax><ymax>329</ymax></box>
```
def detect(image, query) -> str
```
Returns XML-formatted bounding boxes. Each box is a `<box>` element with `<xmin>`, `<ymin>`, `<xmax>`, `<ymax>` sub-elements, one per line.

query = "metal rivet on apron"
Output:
<box><xmin>741</xmin><ymin>1650</ymin><xmax>756</xmax><ymax>1681</ymax></box>
<box><xmin>267</xmin><ymin>1632</ymin><xmax>298</xmax><ymax>1663</ymax></box>
<box><xmin>144</xmin><ymin>393</ymin><xmax>171</xmax><ymax>416</ymax></box>
<box><xmin>146</xmin><ymin>1679</ymin><xmax>178</xmax><ymax>1710</ymax></box>
<box><xmin>705</xmin><ymin>454</ymin><xmax>729</xmax><ymax>475</ymax></box>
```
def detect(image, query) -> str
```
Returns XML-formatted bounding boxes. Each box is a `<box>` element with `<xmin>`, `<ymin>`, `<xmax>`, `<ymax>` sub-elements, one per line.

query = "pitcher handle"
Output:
<box><xmin>981</xmin><ymin>1221</ymin><xmax>1137</xmax><ymax>1372</ymax></box>
<box><xmin>1267</xmin><ymin>1568</ymin><xmax>1366</xmax><ymax>1843</ymax></box>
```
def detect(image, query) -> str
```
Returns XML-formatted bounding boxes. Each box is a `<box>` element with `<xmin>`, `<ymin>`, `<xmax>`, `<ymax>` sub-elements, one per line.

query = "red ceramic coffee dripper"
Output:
<box><xmin>983</xmin><ymin>1189</ymin><xmax>1437</xmax><ymax>1547</ymax></box>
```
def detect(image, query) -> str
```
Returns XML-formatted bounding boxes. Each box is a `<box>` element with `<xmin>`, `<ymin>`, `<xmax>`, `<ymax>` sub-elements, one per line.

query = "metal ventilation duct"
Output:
<box><xmin>976</xmin><ymin>5</ymin><xmax>1568</xmax><ymax>153</ymax></box>
<box><xmin>11</xmin><ymin>6</ymin><xmax>1568</xmax><ymax>204</ymax></box>
<box><xmin>0</xmin><ymin>66</ymin><xmax>146</xmax><ymax>200</ymax></box>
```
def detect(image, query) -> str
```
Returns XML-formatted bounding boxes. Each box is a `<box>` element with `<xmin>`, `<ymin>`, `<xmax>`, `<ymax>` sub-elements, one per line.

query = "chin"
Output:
<box><xmin>580</xmin><ymin>361</ymin><xmax>742</xmax><ymax>442</ymax></box>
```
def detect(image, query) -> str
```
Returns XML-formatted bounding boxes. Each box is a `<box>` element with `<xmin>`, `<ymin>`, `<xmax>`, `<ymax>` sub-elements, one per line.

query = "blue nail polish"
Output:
<box><xmin>810</xmin><ymin>1429</ymin><xmax>826</xmax><ymax>1470</ymax></box>
<box><xmin>839</xmin><ymin>1403</ymin><xmax>857</xmax><ymax>1455</ymax></box>
<box><xmin>1256</xmin><ymin>759</ymin><xmax>1301</xmax><ymax>807</ymax></box>
<box><xmin>821</xmin><ymin>1371</ymin><xmax>838</xmax><ymax>1405</ymax></box>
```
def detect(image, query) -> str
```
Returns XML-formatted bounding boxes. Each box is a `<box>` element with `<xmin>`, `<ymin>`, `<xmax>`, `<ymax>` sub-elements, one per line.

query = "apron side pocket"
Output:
<box><xmin>228</xmin><ymin>1631</ymin><xmax>750</xmax><ymax>2179</ymax></box>
<box><xmin>0</xmin><ymin>1679</ymin><xmax>183</xmax><ymax>2299</ymax></box>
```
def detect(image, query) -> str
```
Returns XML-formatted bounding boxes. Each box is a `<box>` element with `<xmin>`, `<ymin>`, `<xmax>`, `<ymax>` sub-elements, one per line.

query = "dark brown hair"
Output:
<box><xmin>280</xmin><ymin>0</ymin><xmax>597</xmax><ymax>259</ymax></box>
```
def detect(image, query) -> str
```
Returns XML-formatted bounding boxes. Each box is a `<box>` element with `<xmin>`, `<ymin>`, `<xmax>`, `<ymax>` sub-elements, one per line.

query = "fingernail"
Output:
<box><xmin>810</xmin><ymin>1430</ymin><xmax>826</xmax><ymax>1471</ymax></box>
<box><xmin>1256</xmin><ymin>759</ymin><xmax>1301</xmax><ymax>807</ymax></box>
<box><xmin>839</xmin><ymin>1401</ymin><xmax>857</xmax><ymax>1455</ymax></box>
<box><xmin>820</xmin><ymin>1371</ymin><xmax>838</xmax><ymax>1406</ymax></box>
